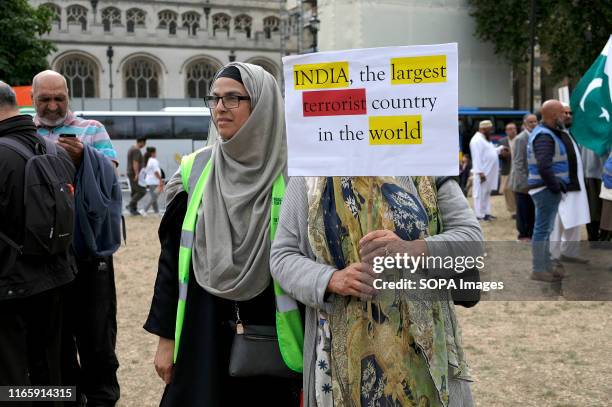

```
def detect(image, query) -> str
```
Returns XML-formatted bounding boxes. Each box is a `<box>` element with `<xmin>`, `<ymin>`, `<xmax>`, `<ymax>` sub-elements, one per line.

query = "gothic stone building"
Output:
<box><xmin>30</xmin><ymin>0</ymin><xmax>301</xmax><ymax>106</ymax></box>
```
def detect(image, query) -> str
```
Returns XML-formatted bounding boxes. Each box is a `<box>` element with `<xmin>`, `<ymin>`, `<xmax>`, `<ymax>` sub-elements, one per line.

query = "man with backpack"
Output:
<box><xmin>33</xmin><ymin>70</ymin><xmax>122</xmax><ymax>406</ymax></box>
<box><xmin>0</xmin><ymin>81</ymin><xmax>77</xmax><ymax>390</ymax></box>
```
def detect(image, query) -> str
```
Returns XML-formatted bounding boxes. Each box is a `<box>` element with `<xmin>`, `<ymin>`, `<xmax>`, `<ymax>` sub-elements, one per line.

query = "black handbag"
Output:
<box><xmin>449</xmin><ymin>267</ymin><xmax>481</xmax><ymax>308</ymax></box>
<box><xmin>435</xmin><ymin>176</ymin><xmax>481</xmax><ymax>308</ymax></box>
<box><xmin>228</xmin><ymin>303</ymin><xmax>300</xmax><ymax>378</ymax></box>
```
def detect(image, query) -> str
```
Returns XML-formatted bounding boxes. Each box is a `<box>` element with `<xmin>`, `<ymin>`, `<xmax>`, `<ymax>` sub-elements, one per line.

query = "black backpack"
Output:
<box><xmin>0</xmin><ymin>136</ymin><xmax>76</xmax><ymax>256</ymax></box>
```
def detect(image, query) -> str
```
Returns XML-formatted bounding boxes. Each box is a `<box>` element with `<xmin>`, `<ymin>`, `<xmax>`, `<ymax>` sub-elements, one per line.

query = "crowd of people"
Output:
<box><xmin>466</xmin><ymin>100</ymin><xmax>612</xmax><ymax>281</ymax></box>
<box><xmin>0</xmin><ymin>62</ymin><xmax>609</xmax><ymax>407</ymax></box>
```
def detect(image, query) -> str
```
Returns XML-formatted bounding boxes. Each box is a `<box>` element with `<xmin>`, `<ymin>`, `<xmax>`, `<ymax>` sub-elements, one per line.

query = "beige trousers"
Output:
<box><xmin>500</xmin><ymin>175</ymin><xmax>516</xmax><ymax>214</ymax></box>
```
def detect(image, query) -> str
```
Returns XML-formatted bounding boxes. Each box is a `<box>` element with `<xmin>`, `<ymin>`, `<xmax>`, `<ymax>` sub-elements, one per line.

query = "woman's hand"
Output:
<box><xmin>327</xmin><ymin>262</ymin><xmax>377</xmax><ymax>300</ymax></box>
<box><xmin>154</xmin><ymin>337</ymin><xmax>175</xmax><ymax>384</ymax></box>
<box><xmin>359</xmin><ymin>230</ymin><xmax>402</xmax><ymax>264</ymax></box>
<box><xmin>359</xmin><ymin>230</ymin><xmax>428</xmax><ymax>265</ymax></box>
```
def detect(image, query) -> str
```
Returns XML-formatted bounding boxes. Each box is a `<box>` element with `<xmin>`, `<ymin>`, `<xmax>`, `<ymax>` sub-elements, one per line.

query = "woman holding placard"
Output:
<box><xmin>270</xmin><ymin>176</ymin><xmax>482</xmax><ymax>407</ymax></box>
<box><xmin>144</xmin><ymin>63</ymin><xmax>301</xmax><ymax>406</ymax></box>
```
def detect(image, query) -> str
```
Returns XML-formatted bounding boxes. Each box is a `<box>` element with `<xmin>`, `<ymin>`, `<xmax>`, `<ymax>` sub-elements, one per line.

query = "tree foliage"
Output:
<box><xmin>467</xmin><ymin>0</ymin><xmax>544</xmax><ymax>68</ymax></box>
<box><xmin>468</xmin><ymin>0</ymin><xmax>612</xmax><ymax>83</ymax></box>
<box><xmin>0</xmin><ymin>0</ymin><xmax>57</xmax><ymax>85</ymax></box>
<box><xmin>539</xmin><ymin>0</ymin><xmax>612</xmax><ymax>84</ymax></box>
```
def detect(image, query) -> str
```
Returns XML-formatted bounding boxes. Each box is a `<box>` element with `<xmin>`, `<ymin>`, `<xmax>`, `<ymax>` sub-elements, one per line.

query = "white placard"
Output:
<box><xmin>283</xmin><ymin>43</ymin><xmax>459</xmax><ymax>176</ymax></box>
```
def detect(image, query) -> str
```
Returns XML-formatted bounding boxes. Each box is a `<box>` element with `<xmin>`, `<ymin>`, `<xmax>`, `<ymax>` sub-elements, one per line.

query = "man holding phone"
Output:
<box><xmin>32</xmin><ymin>70</ymin><xmax>121</xmax><ymax>407</ymax></box>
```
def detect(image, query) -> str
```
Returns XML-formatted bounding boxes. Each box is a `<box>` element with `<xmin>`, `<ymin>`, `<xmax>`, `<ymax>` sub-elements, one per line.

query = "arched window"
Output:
<box><xmin>124</xmin><ymin>58</ymin><xmax>161</xmax><ymax>98</ymax></box>
<box><xmin>101</xmin><ymin>7</ymin><xmax>121</xmax><ymax>32</ymax></box>
<box><xmin>126</xmin><ymin>8</ymin><xmax>146</xmax><ymax>33</ymax></box>
<box><xmin>287</xmin><ymin>13</ymin><xmax>299</xmax><ymax>36</ymax></box>
<box><xmin>234</xmin><ymin>14</ymin><xmax>252</xmax><ymax>38</ymax></box>
<box><xmin>158</xmin><ymin>10</ymin><xmax>178</xmax><ymax>35</ymax></box>
<box><xmin>263</xmin><ymin>16</ymin><xmax>280</xmax><ymax>39</ymax></box>
<box><xmin>41</xmin><ymin>3</ymin><xmax>61</xmax><ymax>29</ymax></box>
<box><xmin>182</xmin><ymin>11</ymin><xmax>200</xmax><ymax>36</ymax></box>
<box><xmin>185</xmin><ymin>60</ymin><xmax>220</xmax><ymax>99</ymax></box>
<box><xmin>212</xmin><ymin>13</ymin><xmax>230</xmax><ymax>37</ymax></box>
<box><xmin>56</xmin><ymin>54</ymin><xmax>98</xmax><ymax>98</ymax></box>
<box><xmin>66</xmin><ymin>4</ymin><xmax>88</xmax><ymax>31</ymax></box>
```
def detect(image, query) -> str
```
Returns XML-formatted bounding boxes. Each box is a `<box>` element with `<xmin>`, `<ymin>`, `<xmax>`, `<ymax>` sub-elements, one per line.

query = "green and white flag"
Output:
<box><xmin>570</xmin><ymin>35</ymin><xmax>612</xmax><ymax>156</ymax></box>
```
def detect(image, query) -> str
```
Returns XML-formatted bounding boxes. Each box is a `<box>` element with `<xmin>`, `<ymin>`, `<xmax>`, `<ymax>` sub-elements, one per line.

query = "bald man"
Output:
<box><xmin>32</xmin><ymin>70</ymin><xmax>120</xmax><ymax>406</ymax></box>
<box><xmin>32</xmin><ymin>70</ymin><xmax>117</xmax><ymax>163</ymax></box>
<box><xmin>526</xmin><ymin>100</ymin><xmax>569</xmax><ymax>282</ymax></box>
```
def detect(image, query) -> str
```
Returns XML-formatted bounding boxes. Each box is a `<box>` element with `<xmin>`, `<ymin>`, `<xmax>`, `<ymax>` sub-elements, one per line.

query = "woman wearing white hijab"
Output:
<box><xmin>144</xmin><ymin>63</ymin><xmax>300</xmax><ymax>406</ymax></box>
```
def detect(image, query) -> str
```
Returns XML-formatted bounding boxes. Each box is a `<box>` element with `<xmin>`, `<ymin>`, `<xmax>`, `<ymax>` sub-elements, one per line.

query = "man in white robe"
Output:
<box><xmin>470</xmin><ymin>120</ymin><xmax>503</xmax><ymax>220</ymax></box>
<box><xmin>550</xmin><ymin>104</ymin><xmax>590</xmax><ymax>263</ymax></box>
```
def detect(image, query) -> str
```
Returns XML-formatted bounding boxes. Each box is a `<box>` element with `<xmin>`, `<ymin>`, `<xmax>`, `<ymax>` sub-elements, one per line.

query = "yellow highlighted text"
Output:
<box><xmin>390</xmin><ymin>55</ymin><xmax>447</xmax><ymax>85</ymax></box>
<box><xmin>369</xmin><ymin>115</ymin><xmax>423</xmax><ymax>145</ymax></box>
<box><xmin>293</xmin><ymin>62</ymin><xmax>350</xmax><ymax>90</ymax></box>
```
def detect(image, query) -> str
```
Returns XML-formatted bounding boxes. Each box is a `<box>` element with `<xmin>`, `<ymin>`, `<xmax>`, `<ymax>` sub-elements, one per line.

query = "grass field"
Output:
<box><xmin>113</xmin><ymin>195</ymin><xmax>611</xmax><ymax>406</ymax></box>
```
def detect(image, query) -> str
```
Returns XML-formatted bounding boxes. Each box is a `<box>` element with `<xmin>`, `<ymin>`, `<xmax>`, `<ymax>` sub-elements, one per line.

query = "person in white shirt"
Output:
<box><xmin>142</xmin><ymin>147</ymin><xmax>164</xmax><ymax>214</ymax></box>
<box><xmin>469</xmin><ymin>120</ymin><xmax>505</xmax><ymax>220</ymax></box>
<box><xmin>549</xmin><ymin>104</ymin><xmax>590</xmax><ymax>264</ymax></box>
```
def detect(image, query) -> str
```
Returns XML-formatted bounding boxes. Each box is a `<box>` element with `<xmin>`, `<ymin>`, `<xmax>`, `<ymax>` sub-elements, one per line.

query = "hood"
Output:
<box><xmin>0</xmin><ymin>114</ymin><xmax>38</xmax><ymax>137</ymax></box>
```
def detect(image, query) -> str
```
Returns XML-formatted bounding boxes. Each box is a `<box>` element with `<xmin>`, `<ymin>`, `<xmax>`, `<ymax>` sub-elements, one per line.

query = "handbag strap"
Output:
<box><xmin>234</xmin><ymin>302</ymin><xmax>244</xmax><ymax>334</ymax></box>
<box><xmin>234</xmin><ymin>302</ymin><xmax>242</xmax><ymax>323</ymax></box>
<box><xmin>0</xmin><ymin>229</ymin><xmax>23</xmax><ymax>254</ymax></box>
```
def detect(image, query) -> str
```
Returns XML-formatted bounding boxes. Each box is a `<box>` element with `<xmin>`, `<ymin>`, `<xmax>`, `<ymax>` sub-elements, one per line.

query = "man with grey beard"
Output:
<box><xmin>32</xmin><ymin>70</ymin><xmax>121</xmax><ymax>406</ymax></box>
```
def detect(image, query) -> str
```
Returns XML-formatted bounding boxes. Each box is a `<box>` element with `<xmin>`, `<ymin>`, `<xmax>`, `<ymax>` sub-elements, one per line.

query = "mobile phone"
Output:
<box><xmin>59</xmin><ymin>133</ymin><xmax>76</xmax><ymax>138</ymax></box>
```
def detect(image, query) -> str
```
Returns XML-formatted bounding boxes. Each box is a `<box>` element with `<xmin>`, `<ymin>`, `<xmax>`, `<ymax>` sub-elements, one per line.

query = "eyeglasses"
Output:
<box><xmin>204</xmin><ymin>95</ymin><xmax>250</xmax><ymax>109</ymax></box>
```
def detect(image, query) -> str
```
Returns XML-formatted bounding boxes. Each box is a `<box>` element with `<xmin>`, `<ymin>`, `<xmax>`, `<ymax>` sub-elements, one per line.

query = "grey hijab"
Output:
<box><xmin>192</xmin><ymin>62</ymin><xmax>287</xmax><ymax>301</ymax></box>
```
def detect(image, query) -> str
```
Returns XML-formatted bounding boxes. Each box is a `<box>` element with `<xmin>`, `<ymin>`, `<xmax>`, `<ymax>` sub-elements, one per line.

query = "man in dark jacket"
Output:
<box><xmin>527</xmin><ymin>100</ymin><xmax>568</xmax><ymax>282</ymax></box>
<box><xmin>0</xmin><ymin>81</ymin><xmax>77</xmax><ymax>389</ymax></box>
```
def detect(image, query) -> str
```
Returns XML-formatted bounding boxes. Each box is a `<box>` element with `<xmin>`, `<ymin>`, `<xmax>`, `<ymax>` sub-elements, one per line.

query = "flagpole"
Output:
<box><xmin>529</xmin><ymin>0</ymin><xmax>536</xmax><ymax>112</ymax></box>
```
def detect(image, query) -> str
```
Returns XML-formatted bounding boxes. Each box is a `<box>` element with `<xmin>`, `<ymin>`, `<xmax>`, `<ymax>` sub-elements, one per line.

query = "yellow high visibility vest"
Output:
<box><xmin>173</xmin><ymin>148</ymin><xmax>304</xmax><ymax>373</ymax></box>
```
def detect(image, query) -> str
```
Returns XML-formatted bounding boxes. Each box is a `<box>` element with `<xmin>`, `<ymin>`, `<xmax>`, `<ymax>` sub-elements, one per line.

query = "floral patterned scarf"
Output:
<box><xmin>308</xmin><ymin>176</ymin><xmax>451</xmax><ymax>407</ymax></box>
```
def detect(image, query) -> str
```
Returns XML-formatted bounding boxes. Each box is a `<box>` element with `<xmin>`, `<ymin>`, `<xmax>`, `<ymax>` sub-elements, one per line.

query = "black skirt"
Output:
<box><xmin>145</xmin><ymin>191</ymin><xmax>300</xmax><ymax>407</ymax></box>
<box><xmin>160</xmin><ymin>269</ymin><xmax>300</xmax><ymax>407</ymax></box>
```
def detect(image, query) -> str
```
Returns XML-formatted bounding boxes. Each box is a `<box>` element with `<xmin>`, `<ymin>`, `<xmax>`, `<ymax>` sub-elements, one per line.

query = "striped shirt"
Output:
<box><xmin>35</xmin><ymin>111</ymin><xmax>118</xmax><ymax>162</ymax></box>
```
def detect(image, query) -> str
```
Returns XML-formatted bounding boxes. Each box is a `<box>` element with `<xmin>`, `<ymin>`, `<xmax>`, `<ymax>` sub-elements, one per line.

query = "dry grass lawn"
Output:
<box><xmin>114</xmin><ymin>196</ymin><xmax>611</xmax><ymax>406</ymax></box>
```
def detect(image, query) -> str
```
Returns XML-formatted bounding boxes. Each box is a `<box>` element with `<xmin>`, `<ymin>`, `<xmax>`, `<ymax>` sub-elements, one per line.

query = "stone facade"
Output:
<box><xmin>30</xmin><ymin>0</ymin><xmax>302</xmax><ymax>100</ymax></box>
